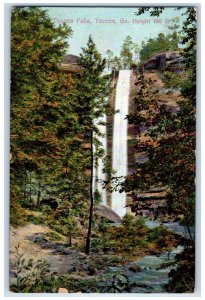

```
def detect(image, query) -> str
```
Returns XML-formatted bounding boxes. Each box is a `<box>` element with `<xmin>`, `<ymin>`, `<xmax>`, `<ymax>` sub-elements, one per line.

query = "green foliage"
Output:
<box><xmin>126</xmin><ymin>55</ymin><xmax>195</xmax><ymax>225</ymax></box>
<box><xmin>92</xmin><ymin>215</ymin><xmax>148</xmax><ymax>253</ymax></box>
<box><xmin>136</xmin><ymin>7</ymin><xmax>164</xmax><ymax>17</ymax></box>
<box><xmin>73</xmin><ymin>35</ymin><xmax>112</xmax><ymax>254</ymax></box>
<box><xmin>10</xmin><ymin>7</ymin><xmax>79</xmax><ymax>221</ymax></box>
<box><xmin>48</xmin><ymin>272</ymin><xmax>135</xmax><ymax>293</ymax></box>
<box><xmin>147</xmin><ymin>226</ymin><xmax>165</xmax><ymax>241</ymax></box>
<box><xmin>163</xmin><ymin>71</ymin><xmax>185</xmax><ymax>89</ymax></box>
<box><xmin>147</xmin><ymin>226</ymin><xmax>176</xmax><ymax>250</ymax></box>
<box><xmin>10</xmin><ymin>7</ymin><xmax>91</xmax><ymax>230</ymax></box>
<box><xmin>136</xmin><ymin>9</ymin><xmax>182</xmax><ymax>63</ymax></box>
<box><xmin>126</xmin><ymin>7</ymin><xmax>196</xmax><ymax>292</ymax></box>
<box><xmin>26</xmin><ymin>214</ymin><xmax>44</xmax><ymax>225</ymax></box>
<box><xmin>178</xmin><ymin>197</ymin><xmax>195</xmax><ymax>227</ymax></box>
<box><xmin>96</xmin><ymin>218</ymin><xmax>110</xmax><ymax>233</ymax></box>
<box><xmin>122</xmin><ymin>213</ymin><xmax>146</xmax><ymax>228</ymax></box>
<box><xmin>75</xmin><ymin>35</ymin><xmax>112</xmax><ymax>128</ymax></box>
<box><xmin>40</xmin><ymin>205</ymin><xmax>53</xmax><ymax>213</ymax></box>
<box><xmin>165</xmin><ymin>242</ymin><xmax>195</xmax><ymax>293</ymax></box>
<box><xmin>59</xmin><ymin>216</ymin><xmax>80</xmax><ymax>245</ymax></box>
<box><xmin>91</xmin><ymin>215</ymin><xmax>177</xmax><ymax>255</ymax></box>
<box><xmin>10</xmin><ymin>203</ymin><xmax>27</xmax><ymax>227</ymax></box>
<box><xmin>91</xmin><ymin>237</ymin><xmax>108</xmax><ymax>253</ymax></box>
<box><xmin>105</xmin><ymin>49</ymin><xmax>115</xmax><ymax>70</ymax></box>
<box><xmin>120</xmin><ymin>36</ymin><xmax>134</xmax><ymax>69</ymax></box>
<box><xmin>44</xmin><ymin>201</ymin><xmax>82</xmax><ymax>246</ymax></box>
<box><xmin>10</xmin><ymin>245</ymin><xmax>52</xmax><ymax>293</ymax></box>
<box><xmin>57</xmin><ymin>276</ymin><xmax>101</xmax><ymax>293</ymax></box>
<box><xmin>106</xmin><ymin>36</ymin><xmax>140</xmax><ymax>71</ymax></box>
<box><xmin>93</xmin><ymin>189</ymin><xmax>102</xmax><ymax>205</ymax></box>
<box><xmin>44</xmin><ymin>231</ymin><xmax>62</xmax><ymax>241</ymax></box>
<box><xmin>11</xmin><ymin>7</ymin><xmax>72</xmax><ymax>168</ymax></box>
<box><xmin>140</xmin><ymin>32</ymin><xmax>180</xmax><ymax>62</ymax></box>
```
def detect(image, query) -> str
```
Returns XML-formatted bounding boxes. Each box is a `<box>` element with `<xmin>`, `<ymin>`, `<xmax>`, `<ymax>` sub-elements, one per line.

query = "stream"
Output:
<box><xmin>107</xmin><ymin>245</ymin><xmax>183</xmax><ymax>293</ymax></box>
<box><xmin>106</xmin><ymin>220</ymin><xmax>194</xmax><ymax>293</ymax></box>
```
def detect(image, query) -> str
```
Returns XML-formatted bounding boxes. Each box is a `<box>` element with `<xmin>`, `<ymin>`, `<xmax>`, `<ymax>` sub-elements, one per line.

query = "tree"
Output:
<box><xmin>10</xmin><ymin>7</ymin><xmax>86</xmax><ymax>223</ymax></box>
<box><xmin>126</xmin><ymin>7</ymin><xmax>196</xmax><ymax>292</ymax></box>
<box><xmin>120</xmin><ymin>36</ymin><xmax>134</xmax><ymax>69</ymax></box>
<box><xmin>126</xmin><ymin>70</ymin><xmax>195</xmax><ymax>226</ymax></box>
<box><xmin>126</xmin><ymin>5</ymin><xmax>196</xmax><ymax>225</ymax></box>
<box><xmin>139</xmin><ymin>31</ymin><xmax>181</xmax><ymax>62</ymax></box>
<box><xmin>105</xmin><ymin>49</ymin><xmax>114</xmax><ymax>71</ymax></box>
<box><xmin>137</xmin><ymin>14</ymin><xmax>181</xmax><ymax>63</ymax></box>
<box><xmin>75</xmin><ymin>36</ymin><xmax>112</xmax><ymax>254</ymax></box>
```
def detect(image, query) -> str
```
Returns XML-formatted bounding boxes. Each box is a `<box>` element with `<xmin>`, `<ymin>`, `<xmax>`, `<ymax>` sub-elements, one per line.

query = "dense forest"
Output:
<box><xmin>10</xmin><ymin>7</ymin><xmax>196</xmax><ymax>294</ymax></box>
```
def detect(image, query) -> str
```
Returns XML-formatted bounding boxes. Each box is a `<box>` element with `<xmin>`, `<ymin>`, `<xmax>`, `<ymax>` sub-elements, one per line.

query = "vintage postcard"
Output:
<box><xmin>9</xmin><ymin>5</ymin><xmax>197</xmax><ymax>294</ymax></box>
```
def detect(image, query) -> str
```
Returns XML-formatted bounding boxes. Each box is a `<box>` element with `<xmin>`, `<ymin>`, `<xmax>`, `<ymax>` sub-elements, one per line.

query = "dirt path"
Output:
<box><xmin>9</xmin><ymin>223</ymin><xmax>87</xmax><ymax>285</ymax></box>
<box><xmin>10</xmin><ymin>224</ymin><xmax>51</xmax><ymax>261</ymax></box>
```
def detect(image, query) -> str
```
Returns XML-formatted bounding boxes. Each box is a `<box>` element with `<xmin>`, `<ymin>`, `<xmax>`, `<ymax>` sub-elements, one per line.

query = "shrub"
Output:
<box><xmin>10</xmin><ymin>245</ymin><xmax>53</xmax><ymax>293</ymax></box>
<box><xmin>10</xmin><ymin>203</ymin><xmax>27</xmax><ymax>227</ymax></box>
<box><xmin>40</xmin><ymin>205</ymin><xmax>53</xmax><ymax>213</ymax></box>
<box><xmin>26</xmin><ymin>214</ymin><xmax>43</xmax><ymax>225</ymax></box>
<box><xmin>45</xmin><ymin>231</ymin><xmax>62</xmax><ymax>241</ymax></box>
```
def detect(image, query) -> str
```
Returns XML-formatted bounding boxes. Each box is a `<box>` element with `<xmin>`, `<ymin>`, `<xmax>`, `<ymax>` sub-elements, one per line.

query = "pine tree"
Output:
<box><xmin>120</xmin><ymin>36</ymin><xmax>134</xmax><ymax>69</ymax></box>
<box><xmin>75</xmin><ymin>36</ymin><xmax>111</xmax><ymax>254</ymax></box>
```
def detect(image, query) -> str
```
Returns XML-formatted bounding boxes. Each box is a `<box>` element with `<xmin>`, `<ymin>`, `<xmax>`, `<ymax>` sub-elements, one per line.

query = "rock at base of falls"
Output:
<box><xmin>94</xmin><ymin>205</ymin><xmax>122</xmax><ymax>223</ymax></box>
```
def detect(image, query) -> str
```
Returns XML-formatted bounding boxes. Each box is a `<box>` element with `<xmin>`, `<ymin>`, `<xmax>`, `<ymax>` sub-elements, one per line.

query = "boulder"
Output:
<box><xmin>94</xmin><ymin>205</ymin><xmax>121</xmax><ymax>223</ymax></box>
<box><xmin>129</xmin><ymin>265</ymin><xmax>142</xmax><ymax>272</ymax></box>
<box><xmin>143</xmin><ymin>51</ymin><xmax>184</xmax><ymax>72</ymax></box>
<box><xmin>166</xmin><ymin>57</ymin><xmax>185</xmax><ymax>72</ymax></box>
<box><xmin>27</xmin><ymin>233</ymin><xmax>48</xmax><ymax>244</ymax></box>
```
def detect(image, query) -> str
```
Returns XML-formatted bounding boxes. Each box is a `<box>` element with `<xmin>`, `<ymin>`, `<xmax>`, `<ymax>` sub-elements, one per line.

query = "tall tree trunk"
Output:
<box><xmin>69</xmin><ymin>232</ymin><xmax>72</xmax><ymax>247</ymax></box>
<box><xmin>186</xmin><ymin>224</ymin><xmax>192</xmax><ymax>239</ymax></box>
<box><xmin>85</xmin><ymin>130</ymin><xmax>94</xmax><ymax>254</ymax></box>
<box><xmin>23</xmin><ymin>179</ymin><xmax>27</xmax><ymax>202</ymax></box>
<box><xmin>29</xmin><ymin>172</ymin><xmax>32</xmax><ymax>203</ymax></box>
<box><xmin>36</xmin><ymin>182</ymin><xmax>41</xmax><ymax>208</ymax></box>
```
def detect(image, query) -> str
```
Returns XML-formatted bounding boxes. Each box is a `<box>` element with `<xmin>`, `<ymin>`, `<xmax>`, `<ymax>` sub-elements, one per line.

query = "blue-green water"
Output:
<box><xmin>107</xmin><ymin>245</ymin><xmax>183</xmax><ymax>293</ymax></box>
<box><xmin>145</xmin><ymin>219</ymin><xmax>195</xmax><ymax>239</ymax></box>
<box><xmin>106</xmin><ymin>219</ymin><xmax>194</xmax><ymax>293</ymax></box>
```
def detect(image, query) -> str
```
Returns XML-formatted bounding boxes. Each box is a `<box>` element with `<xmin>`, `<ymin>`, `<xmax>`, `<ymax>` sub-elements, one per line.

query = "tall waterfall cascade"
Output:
<box><xmin>111</xmin><ymin>70</ymin><xmax>132</xmax><ymax>218</ymax></box>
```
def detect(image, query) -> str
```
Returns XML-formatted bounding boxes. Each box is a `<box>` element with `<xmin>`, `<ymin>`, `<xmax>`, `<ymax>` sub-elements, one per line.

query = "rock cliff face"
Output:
<box><xmin>61</xmin><ymin>54</ymin><xmax>83</xmax><ymax>74</ymax></box>
<box><xmin>143</xmin><ymin>51</ymin><xmax>184</xmax><ymax>72</ymax></box>
<box><xmin>126</xmin><ymin>65</ymin><xmax>184</xmax><ymax>220</ymax></box>
<box><xmin>62</xmin><ymin>54</ymin><xmax>80</xmax><ymax>64</ymax></box>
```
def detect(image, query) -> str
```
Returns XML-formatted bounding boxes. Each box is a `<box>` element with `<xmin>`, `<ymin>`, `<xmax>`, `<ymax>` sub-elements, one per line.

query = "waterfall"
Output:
<box><xmin>111</xmin><ymin>70</ymin><xmax>131</xmax><ymax>218</ymax></box>
<box><xmin>96</xmin><ymin>114</ymin><xmax>107</xmax><ymax>205</ymax></box>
